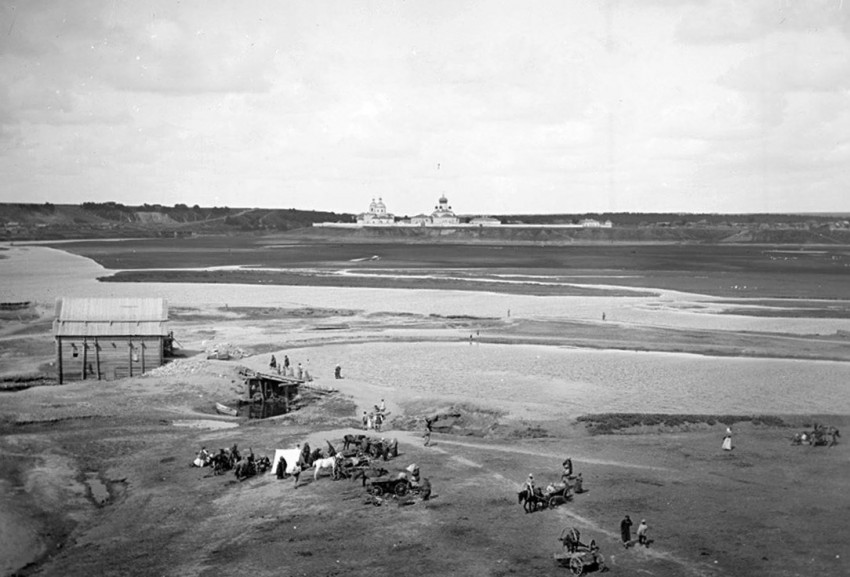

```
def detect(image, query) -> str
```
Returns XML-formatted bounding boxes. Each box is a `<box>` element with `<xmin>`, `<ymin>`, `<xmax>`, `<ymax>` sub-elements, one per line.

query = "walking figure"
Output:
<box><xmin>423</xmin><ymin>417</ymin><xmax>433</xmax><ymax>446</ymax></box>
<box><xmin>269</xmin><ymin>354</ymin><xmax>277</xmax><ymax>369</ymax></box>
<box><xmin>292</xmin><ymin>464</ymin><xmax>302</xmax><ymax>488</ymax></box>
<box><xmin>620</xmin><ymin>515</ymin><xmax>633</xmax><ymax>547</ymax></box>
<box><xmin>722</xmin><ymin>426</ymin><xmax>733</xmax><ymax>451</ymax></box>
<box><xmin>637</xmin><ymin>519</ymin><xmax>649</xmax><ymax>547</ymax></box>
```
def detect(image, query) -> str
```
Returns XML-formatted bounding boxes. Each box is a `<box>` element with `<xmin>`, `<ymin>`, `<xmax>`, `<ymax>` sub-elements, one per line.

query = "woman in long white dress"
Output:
<box><xmin>722</xmin><ymin>427</ymin><xmax>733</xmax><ymax>451</ymax></box>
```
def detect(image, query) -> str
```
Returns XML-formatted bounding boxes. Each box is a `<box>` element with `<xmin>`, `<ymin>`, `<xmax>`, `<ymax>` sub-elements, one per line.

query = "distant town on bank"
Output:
<box><xmin>315</xmin><ymin>195</ymin><xmax>613</xmax><ymax>229</ymax></box>
<box><xmin>1</xmin><ymin>201</ymin><xmax>849</xmax><ymax>242</ymax></box>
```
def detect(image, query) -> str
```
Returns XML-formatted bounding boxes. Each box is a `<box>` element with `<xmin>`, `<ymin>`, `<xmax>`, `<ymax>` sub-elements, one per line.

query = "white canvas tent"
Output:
<box><xmin>272</xmin><ymin>448</ymin><xmax>303</xmax><ymax>475</ymax></box>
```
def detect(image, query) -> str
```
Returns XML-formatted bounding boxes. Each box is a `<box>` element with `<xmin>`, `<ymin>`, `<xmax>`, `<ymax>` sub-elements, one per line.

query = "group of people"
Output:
<box><xmin>620</xmin><ymin>515</ymin><xmax>650</xmax><ymax>548</ymax></box>
<box><xmin>791</xmin><ymin>422</ymin><xmax>840</xmax><ymax>447</ymax></box>
<box><xmin>362</xmin><ymin>399</ymin><xmax>387</xmax><ymax>432</ymax></box>
<box><xmin>268</xmin><ymin>354</ymin><xmax>309</xmax><ymax>380</ymax></box>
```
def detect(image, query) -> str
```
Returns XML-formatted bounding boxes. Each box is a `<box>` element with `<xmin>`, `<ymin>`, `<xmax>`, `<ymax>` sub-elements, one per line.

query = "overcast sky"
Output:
<box><xmin>1</xmin><ymin>1</ymin><xmax>849</xmax><ymax>216</ymax></box>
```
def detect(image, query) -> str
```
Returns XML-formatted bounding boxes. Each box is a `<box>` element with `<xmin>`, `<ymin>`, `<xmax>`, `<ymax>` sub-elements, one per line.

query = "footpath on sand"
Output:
<box><xmin>420</xmin><ymin>436</ymin><xmax>718</xmax><ymax>577</ymax></box>
<box><xmin>297</xmin><ymin>418</ymin><xmax>715</xmax><ymax>577</ymax></box>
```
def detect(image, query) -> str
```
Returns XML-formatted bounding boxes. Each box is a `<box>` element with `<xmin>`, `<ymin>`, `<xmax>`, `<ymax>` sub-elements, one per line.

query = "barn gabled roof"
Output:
<box><xmin>54</xmin><ymin>298</ymin><xmax>169</xmax><ymax>337</ymax></box>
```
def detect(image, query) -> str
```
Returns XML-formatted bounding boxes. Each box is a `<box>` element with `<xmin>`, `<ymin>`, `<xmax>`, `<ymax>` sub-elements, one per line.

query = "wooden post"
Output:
<box><xmin>141</xmin><ymin>341</ymin><xmax>146</xmax><ymax>374</ymax></box>
<box><xmin>95</xmin><ymin>338</ymin><xmax>101</xmax><ymax>380</ymax></box>
<box><xmin>82</xmin><ymin>338</ymin><xmax>87</xmax><ymax>380</ymax></box>
<box><xmin>57</xmin><ymin>339</ymin><xmax>63</xmax><ymax>385</ymax></box>
<box><xmin>128</xmin><ymin>341</ymin><xmax>133</xmax><ymax>377</ymax></box>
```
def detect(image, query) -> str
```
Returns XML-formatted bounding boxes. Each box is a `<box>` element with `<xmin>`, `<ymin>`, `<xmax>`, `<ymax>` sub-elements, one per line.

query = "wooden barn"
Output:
<box><xmin>54</xmin><ymin>297</ymin><xmax>170</xmax><ymax>384</ymax></box>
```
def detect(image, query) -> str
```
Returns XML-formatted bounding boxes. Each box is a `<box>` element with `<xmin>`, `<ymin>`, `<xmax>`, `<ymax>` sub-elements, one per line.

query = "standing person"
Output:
<box><xmin>525</xmin><ymin>474</ymin><xmax>536</xmax><ymax>496</ymax></box>
<box><xmin>296</xmin><ymin>362</ymin><xmax>303</xmax><ymax>380</ymax></box>
<box><xmin>637</xmin><ymin>519</ymin><xmax>649</xmax><ymax>547</ymax></box>
<box><xmin>362</xmin><ymin>411</ymin><xmax>369</xmax><ymax>430</ymax></box>
<box><xmin>269</xmin><ymin>354</ymin><xmax>277</xmax><ymax>370</ymax></box>
<box><xmin>620</xmin><ymin>515</ymin><xmax>633</xmax><ymax>547</ymax></box>
<box><xmin>334</xmin><ymin>364</ymin><xmax>342</xmax><ymax>379</ymax></box>
<box><xmin>722</xmin><ymin>426</ymin><xmax>733</xmax><ymax>451</ymax></box>
<box><xmin>379</xmin><ymin>399</ymin><xmax>386</xmax><ymax>413</ymax></box>
<box><xmin>562</xmin><ymin>458</ymin><xmax>573</xmax><ymax>479</ymax></box>
<box><xmin>423</xmin><ymin>417</ymin><xmax>433</xmax><ymax>446</ymax></box>
<box><xmin>292</xmin><ymin>464</ymin><xmax>302</xmax><ymax>488</ymax></box>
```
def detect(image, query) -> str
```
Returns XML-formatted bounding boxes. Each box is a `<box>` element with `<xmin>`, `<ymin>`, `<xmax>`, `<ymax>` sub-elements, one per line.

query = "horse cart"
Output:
<box><xmin>367</xmin><ymin>475</ymin><xmax>411</xmax><ymax>497</ymax></box>
<box><xmin>542</xmin><ymin>482</ymin><xmax>573</xmax><ymax>508</ymax></box>
<box><xmin>554</xmin><ymin>543</ymin><xmax>606</xmax><ymax>575</ymax></box>
<box><xmin>518</xmin><ymin>481</ymin><xmax>573</xmax><ymax>513</ymax></box>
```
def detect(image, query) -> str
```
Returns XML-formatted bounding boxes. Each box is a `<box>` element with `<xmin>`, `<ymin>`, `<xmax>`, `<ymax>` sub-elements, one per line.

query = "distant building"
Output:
<box><xmin>53</xmin><ymin>297</ymin><xmax>170</xmax><ymax>383</ymax></box>
<box><xmin>314</xmin><ymin>196</ymin><xmax>613</xmax><ymax>229</ymax></box>
<box><xmin>470</xmin><ymin>216</ymin><xmax>502</xmax><ymax>226</ymax></box>
<box><xmin>429</xmin><ymin>195</ymin><xmax>460</xmax><ymax>225</ymax></box>
<box><xmin>578</xmin><ymin>219</ymin><xmax>613</xmax><ymax>228</ymax></box>
<box><xmin>356</xmin><ymin>198</ymin><xmax>395</xmax><ymax>225</ymax></box>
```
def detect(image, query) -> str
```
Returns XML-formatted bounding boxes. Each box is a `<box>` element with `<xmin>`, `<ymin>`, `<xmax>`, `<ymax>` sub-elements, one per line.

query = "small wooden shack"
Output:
<box><xmin>242</xmin><ymin>369</ymin><xmax>302</xmax><ymax>411</ymax></box>
<box><xmin>54</xmin><ymin>297</ymin><xmax>170</xmax><ymax>383</ymax></box>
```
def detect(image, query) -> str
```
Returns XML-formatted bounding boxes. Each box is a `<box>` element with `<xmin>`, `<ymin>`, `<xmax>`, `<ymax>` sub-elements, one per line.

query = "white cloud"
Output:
<box><xmin>0</xmin><ymin>0</ymin><xmax>849</xmax><ymax>214</ymax></box>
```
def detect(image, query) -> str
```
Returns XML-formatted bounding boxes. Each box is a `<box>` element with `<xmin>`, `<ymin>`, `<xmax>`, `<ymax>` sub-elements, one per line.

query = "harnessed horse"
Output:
<box><xmin>313</xmin><ymin>455</ymin><xmax>340</xmax><ymax>480</ymax></box>
<box><xmin>517</xmin><ymin>486</ymin><xmax>544</xmax><ymax>513</ymax></box>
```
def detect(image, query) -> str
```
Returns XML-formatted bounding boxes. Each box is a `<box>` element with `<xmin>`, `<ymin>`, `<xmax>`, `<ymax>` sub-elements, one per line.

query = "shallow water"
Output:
<box><xmin>1</xmin><ymin>243</ymin><xmax>848</xmax><ymax>335</ymax></box>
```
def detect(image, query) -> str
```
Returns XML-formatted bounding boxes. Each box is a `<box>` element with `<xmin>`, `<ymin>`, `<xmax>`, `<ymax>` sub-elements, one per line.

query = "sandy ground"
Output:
<box><xmin>2</xmin><ymin>314</ymin><xmax>849</xmax><ymax>577</ymax></box>
<box><xmin>2</xmin><ymin>244</ymin><xmax>850</xmax><ymax>577</ymax></box>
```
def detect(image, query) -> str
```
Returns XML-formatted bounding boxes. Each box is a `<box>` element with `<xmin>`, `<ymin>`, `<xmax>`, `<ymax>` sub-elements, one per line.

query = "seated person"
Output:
<box><xmin>574</xmin><ymin>473</ymin><xmax>584</xmax><ymax>493</ymax></box>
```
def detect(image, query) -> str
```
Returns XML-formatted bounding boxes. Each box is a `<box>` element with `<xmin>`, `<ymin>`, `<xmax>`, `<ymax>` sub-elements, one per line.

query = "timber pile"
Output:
<box><xmin>203</xmin><ymin>342</ymin><xmax>246</xmax><ymax>360</ymax></box>
<box><xmin>144</xmin><ymin>359</ymin><xmax>246</xmax><ymax>378</ymax></box>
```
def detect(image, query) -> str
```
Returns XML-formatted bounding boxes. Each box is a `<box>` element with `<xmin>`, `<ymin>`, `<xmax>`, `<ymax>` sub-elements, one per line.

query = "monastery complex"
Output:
<box><xmin>314</xmin><ymin>195</ymin><xmax>613</xmax><ymax>229</ymax></box>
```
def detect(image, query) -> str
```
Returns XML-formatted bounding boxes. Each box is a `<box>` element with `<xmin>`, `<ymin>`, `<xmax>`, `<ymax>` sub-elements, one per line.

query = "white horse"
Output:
<box><xmin>313</xmin><ymin>455</ymin><xmax>339</xmax><ymax>480</ymax></box>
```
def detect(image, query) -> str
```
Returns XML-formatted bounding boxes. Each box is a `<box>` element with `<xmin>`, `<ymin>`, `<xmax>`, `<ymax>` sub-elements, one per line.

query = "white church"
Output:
<box><xmin>356</xmin><ymin>195</ymin><xmax>462</xmax><ymax>227</ymax></box>
<box><xmin>314</xmin><ymin>195</ymin><xmax>612</xmax><ymax>229</ymax></box>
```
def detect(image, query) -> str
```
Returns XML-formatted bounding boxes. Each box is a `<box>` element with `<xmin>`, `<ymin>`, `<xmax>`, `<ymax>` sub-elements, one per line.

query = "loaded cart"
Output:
<box><xmin>554</xmin><ymin>541</ymin><xmax>606</xmax><ymax>575</ymax></box>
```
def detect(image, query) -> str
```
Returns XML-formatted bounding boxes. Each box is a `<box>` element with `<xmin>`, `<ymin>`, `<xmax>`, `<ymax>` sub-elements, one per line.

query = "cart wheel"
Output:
<box><xmin>370</xmin><ymin>485</ymin><xmax>384</xmax><ymax>497</ymax></box>
<box><xmin>569</xmin><ymin>556</ymin><xmax>584</xmax><ymax>576</ymax></box>
<box><xmin>549</xmin><ymin>497</ymin><xmax>559</xmax><ymax>509</ymax></box>
<box><xmin>394</xmin><ymin>482</ymin><xmax>409</xmax><ymax>497</ymax></box>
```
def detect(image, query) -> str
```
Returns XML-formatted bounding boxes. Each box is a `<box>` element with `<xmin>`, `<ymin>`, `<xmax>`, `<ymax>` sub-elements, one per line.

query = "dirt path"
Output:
<box><xmin>413</xmin><ymin>437</ymin><xmax>718</xmax><ymax>577</ymax></box>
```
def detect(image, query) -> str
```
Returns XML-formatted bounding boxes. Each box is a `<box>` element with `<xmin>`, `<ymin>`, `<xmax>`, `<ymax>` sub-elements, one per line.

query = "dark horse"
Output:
<box><xmin>813</xmin><ymin>426</ymin><xmax>840</xmax><ymax>447</ymax></box>
<box><xmin>517</xmin><ymin>487</ymin><xmax>545</xmax><ymax>513</ymax></box>
<box><xmin>343</xmin><ymin>434</ymin><xmax>366</xmax><ymax>451</ymax></box>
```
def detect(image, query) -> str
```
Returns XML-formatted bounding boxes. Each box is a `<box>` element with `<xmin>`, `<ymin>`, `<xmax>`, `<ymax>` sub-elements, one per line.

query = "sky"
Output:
<box><xmin>1</xmin><ymin>0</ymin><xmax>849</xmax><ymax>216</ymax></box>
